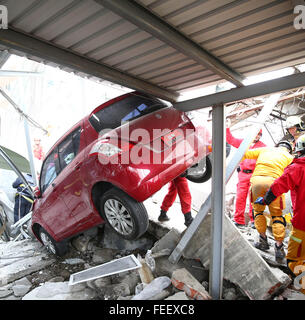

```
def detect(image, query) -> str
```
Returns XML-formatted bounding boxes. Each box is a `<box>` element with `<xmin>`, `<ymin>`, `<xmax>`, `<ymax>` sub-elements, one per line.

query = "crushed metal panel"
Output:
<box><xmin>69</xmin><ymin>254</ymin><xmax>142</xmax><ymax>285</ymax></box>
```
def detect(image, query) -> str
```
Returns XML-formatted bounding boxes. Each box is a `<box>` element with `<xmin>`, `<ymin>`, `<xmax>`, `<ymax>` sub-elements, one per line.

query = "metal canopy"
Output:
<box><xmin>0</xmin><ymin>0</ymin><xmax>304</xmax><ymax>102</ymax></box>
<box><xmin>1</xmin><ymin>0</ymin><xmax>305</xmax><ymax>301</ymax></box>
<box><xmin>98</xmin><ymin>0</ymin><xmax>245</xmax><ymax>87</ymax></box>
<box><xmin>174</xmin><ymin>71</ymin><xmax>305</xmax><ymax>110</ymax></box>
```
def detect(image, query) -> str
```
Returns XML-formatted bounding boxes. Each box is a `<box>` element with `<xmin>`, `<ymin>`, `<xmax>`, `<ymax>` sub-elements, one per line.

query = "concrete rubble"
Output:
<box><xmin>0</xmin><ymin>197</ymin><xmax>303</xmax><ymax>301</ymax></box>
<box><xmin>171</xmin><ymin>268</ymin><xmax>212</xmax><ymax>300</ymax></box>
<box><xmin>182</xmin><ymin>213</ymin><xmax>292</xmax><ymax>300</ymax></box>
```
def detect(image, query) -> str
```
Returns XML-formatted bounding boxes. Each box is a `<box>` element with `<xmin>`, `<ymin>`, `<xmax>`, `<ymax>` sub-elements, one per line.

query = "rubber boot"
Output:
<box><xmin>184</xmin><ymin>212</ymin><xmax>193</xmax><ymax>227</ymax></box>
<box><xmin>158</xmin><ymin>209</ymin><xmax>169</xmax><ymax>222</ymax></box>
<box><xmin>274</xmin><ymin>243</ymin><xmax>285</xmax><ymax>262</ymax></box>
<box><xmin>254</xmin><ymin>235</ymin><xmax>270</xmax><ymax>251</ymax></box>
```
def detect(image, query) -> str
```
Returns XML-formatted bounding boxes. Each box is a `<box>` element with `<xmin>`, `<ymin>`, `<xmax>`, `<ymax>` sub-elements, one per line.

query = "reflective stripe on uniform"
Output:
<box><xmin>16</xmin><ymin>193</ymin><xmax>34</xmax><ymax>203</ymax></box>
<box><xmin>272</xmin><ymin>216</ymin><xmax>286</xmax><ymax>227</ymax></box>
<box><xmin>21</xmin><ymin>194</ymin><xmax>34</xmax><ymax>203</ymax></box>
<box><xmin>290</xmin><ymin>235</ymin><xmax>302</xmax><ymax>244</ymax></box>
<box><xmin>254</xmin><ymin>212</ymin><xmax>264</xmax><ymax>219</ymax></box>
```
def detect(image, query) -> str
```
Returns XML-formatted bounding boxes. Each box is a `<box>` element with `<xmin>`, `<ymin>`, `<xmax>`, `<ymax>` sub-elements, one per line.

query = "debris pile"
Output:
<box><xmin>0</xmin><ymin>221</ymin><xmax>246</xmax><ymax>300</ymax></box>
<box><xmin>0</xmin><ymin>200</ymin><xmax>304</xmax><ymax>301</ymax></box>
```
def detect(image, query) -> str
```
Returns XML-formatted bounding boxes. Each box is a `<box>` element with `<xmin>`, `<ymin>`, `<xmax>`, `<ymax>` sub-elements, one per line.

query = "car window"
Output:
<box><xmin>40</xmin><ymin>150</ymin><xmax>59</xmax><ymax>193</ymax></box>
<box><xmin>89</xmin><ymin>94</ymin><xmax>167</xmax><ymax>133</ymax></box>
<box><xmin>58</xmin><ymin>127</ymin><xmax>81</xmax><ymax>171</ymax></box>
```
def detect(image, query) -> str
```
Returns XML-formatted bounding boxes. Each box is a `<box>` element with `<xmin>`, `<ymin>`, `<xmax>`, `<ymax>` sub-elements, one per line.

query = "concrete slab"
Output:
<box><xmin>281</xmin><ymin>288</ymin><xmax>305</xmax><ymax>300</ymax></box>
<box><xmin>165</xmin><ymin>291</ymin><xmax>190</xmax><ymax>300</ymax></box>
<box><xmin>22</xmin><ymin>281</ymin><xmax>97</xmax><ymax>300</ymax></box>
<box><xmin>0</xmin><ymin>239</ymin><xmax>55</xmax><ymax>286</ymax></box>
<box><xmin>182</xmin><ymin>213</ymin><xmax>291</xmax><ymax>300</ymax></box>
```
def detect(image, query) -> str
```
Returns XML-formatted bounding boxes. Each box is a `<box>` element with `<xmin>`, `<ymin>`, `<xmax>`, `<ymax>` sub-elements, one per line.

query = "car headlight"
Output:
<box><xmin>89</xmin><ymin>140</ymin><xmax>133</xmax><ymax>158</ymax></box>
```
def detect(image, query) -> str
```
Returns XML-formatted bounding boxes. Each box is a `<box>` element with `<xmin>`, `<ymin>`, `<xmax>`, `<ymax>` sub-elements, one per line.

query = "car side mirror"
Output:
<box><xmin>34</xmin><ymin>186</ymin><xmax>41</xmax><ymax>199</ymax></box>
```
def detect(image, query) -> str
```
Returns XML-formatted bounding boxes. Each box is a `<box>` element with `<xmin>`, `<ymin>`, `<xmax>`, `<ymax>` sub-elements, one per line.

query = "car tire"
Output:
<box><xmin>39</xmin><ymin>227</ymin><xmax>68</xmax><ymax>257</ymax></box>
<box><xmin>100</xmin><ymin>188</ymin><xmax>149</xmax><ymax>240</ymax></box>
<box><xmin>186</xmin><ymin>155</ymin><xmax>212</xmax><ymax>183</ymax></box>
<box><xmin>0</xmin><ymin>205</ymin><xmax>10</xmax><ymax>242</ymax></box>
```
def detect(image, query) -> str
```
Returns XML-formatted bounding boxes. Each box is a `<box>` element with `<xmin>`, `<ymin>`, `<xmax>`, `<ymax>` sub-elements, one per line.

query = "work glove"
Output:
<box><xmin>254</xmin><ymin>197</ymin><xmax>266</xmax><ymax>205</ymax></box>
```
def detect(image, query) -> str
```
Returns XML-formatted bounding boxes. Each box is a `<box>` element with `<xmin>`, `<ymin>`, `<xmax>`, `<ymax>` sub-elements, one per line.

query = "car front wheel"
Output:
<box><xmin>100</xmin><ymin>188</ymin><xmax>149</xmax><ymax>240</ymax></box>
<box><xmin>39</xmin><ymin>227</ymin><xmax>68</xmax><ymax>256</ymax></box>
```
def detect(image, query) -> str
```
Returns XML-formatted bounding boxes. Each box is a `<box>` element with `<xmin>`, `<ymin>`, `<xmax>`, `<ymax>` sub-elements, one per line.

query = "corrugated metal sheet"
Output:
<box><xmin>0</xmin><ymin>0</ymin><xmax>304</xmax><ymax>101</ymax></box>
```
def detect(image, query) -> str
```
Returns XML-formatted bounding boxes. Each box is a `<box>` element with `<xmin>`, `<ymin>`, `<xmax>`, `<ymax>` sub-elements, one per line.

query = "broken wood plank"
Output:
<box><xmin>171</xmin><ymin>268</ymin><xmax>212</xmax><ymax>300</ymax></box>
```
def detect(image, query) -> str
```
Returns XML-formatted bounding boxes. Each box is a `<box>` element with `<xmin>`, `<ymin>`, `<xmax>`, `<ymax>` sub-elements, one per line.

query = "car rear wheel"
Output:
<box><xmin>39</xmin><ymin>227</ymin><xmax>68</xmax><ymax>257</ymax></box>
<box><xmin>100</xmin><ymin>188</ymin><xmax>149</xmax><ymax>240</ymax></box>
<box><xmin>186</xmin><ymin>155</ymin><xmax>212</xmax><ymax>183</ymax></box>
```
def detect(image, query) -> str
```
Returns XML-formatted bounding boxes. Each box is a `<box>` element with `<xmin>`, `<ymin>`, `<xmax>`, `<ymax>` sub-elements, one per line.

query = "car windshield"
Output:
<box><xmin>89</xmin><ymin>93</ymin><xmax>167</xmax><ymax>133</ymax></box>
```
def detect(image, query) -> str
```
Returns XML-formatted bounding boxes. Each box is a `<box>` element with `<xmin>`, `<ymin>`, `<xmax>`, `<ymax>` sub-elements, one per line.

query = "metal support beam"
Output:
<box><xmin>174</xmin><ymin>72</ymin><xmax>305</xmax><ymax>111</ymax></box>
<box><xmin>0</xmin><ymin>29</ymin><xmax>178</xmax><ymax>103</ymax></box>
<box><xmin>0</xmin><ymin>50</ymin><xmax>10</xmax><ymax>68</ymax></box>
<box><xmin>97</xmin><ymin>0</ymin><xmax>244</xmax><ymax>87</ymax></box>
<box><xmin>23</xmin><ymin>107</ymin><xmax>38</xmax><ymax>186</ymax></box>
<box><xmin>169</xmin><ymin>94</ymin><xmax>281</xmax><ymax>285</ymax></box>
<box><xmin>209</xmin><ymin>103</ymin><xmax>225</xmax><ymax>300</ymax></box>
<box><xmin>0</xmin><ymin>70</ymin><xmax>43</xmax><ymax>76</ymax></box>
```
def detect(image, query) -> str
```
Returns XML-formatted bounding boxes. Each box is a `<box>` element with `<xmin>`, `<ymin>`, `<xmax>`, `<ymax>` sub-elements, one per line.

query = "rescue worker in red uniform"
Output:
<box><xmin>255</xmin><ymin>134</ymin><xmax>305</xmax><ymax>292</ymax></box>
<box><xmin>226</xmin><ymin>126</ymin><xmax>266</xmax><ymax>227</ymax></box>
<box><xmin>33</xmin><ymin>138</ymin><xmax>45</xmax><ymax>161</ymax></box>
<box><xmin>158</xmin><ymin>174</ymin><xmax>193</xmax><ymax>227</ymax></box>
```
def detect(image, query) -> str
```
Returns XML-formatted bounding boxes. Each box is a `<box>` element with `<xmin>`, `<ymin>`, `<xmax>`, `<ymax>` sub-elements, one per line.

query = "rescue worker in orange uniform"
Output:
<box><xmin>226</xmin><ymin>125</ymin><xmax>266</xmax><ymax>227</ymax></box>
<box><xmin>242</xmin><ymin>141</ymin><xmax>294</xmax><ymax>261</ymax></box>
<box><xmin>255</xmin><ymin>134</ymin><xmax>305</xmax><ymax>293</ymax></box>
<box><xmin>158</xmin><ymin>175</ymin><xmax>193</xmax><ymax>227</ymax></box>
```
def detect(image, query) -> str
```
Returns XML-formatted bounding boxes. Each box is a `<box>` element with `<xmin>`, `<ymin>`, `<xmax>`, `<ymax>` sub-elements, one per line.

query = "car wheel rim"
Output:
<box><xmin>40</xmin><ymin>232</ymin><xmax>56</xmax><ymax>254</ymax></box>
<box><xmin>104</xmin><ymin>199</ymin><xmax>134</xmax><ymax>236</ymax></box>
<box><xmin>188</xmin><ymin>162</ymin><xmax>207</xmax><ymax>177</ymax></box>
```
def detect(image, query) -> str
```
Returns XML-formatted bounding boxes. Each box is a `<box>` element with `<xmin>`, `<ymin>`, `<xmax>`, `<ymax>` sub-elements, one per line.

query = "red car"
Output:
<box><xmin>31</xmin><ymin>92</ymin><xmax>211</xmax><ymax>256</ymax></box>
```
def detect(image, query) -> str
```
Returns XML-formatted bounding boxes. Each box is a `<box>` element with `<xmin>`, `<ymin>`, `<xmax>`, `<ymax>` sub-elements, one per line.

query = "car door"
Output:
<box><xmin>36</xmin><ymin>148</ymin><xmax>74</xmax><ymax>240</ymax></box>
<box><xmin>56</xmin><ymin>127</ymin><xmax>100</xmax><ymax>234</ymax></box>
